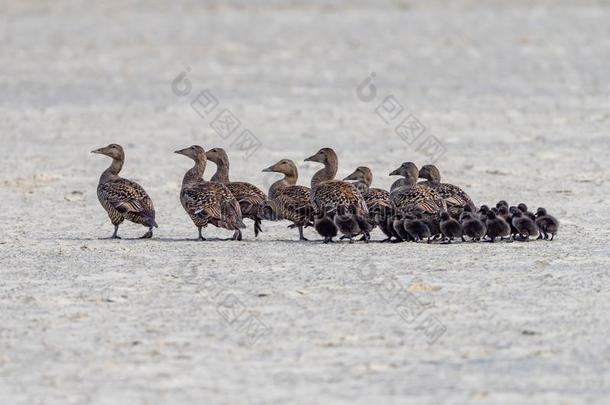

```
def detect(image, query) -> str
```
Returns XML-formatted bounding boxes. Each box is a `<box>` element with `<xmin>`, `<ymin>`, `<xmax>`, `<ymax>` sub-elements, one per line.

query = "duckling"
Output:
<box><xmin>498</xmin><ymin>205</ymin><xmax>512</xmax><ymax>223</ymax></box>
<box><xmin>315</xmin><ymin>207</ymin><xmax>338</xmax><ymax>243</ymax></box>
<box><xmin>459</xmin><ymin>204</ymin><xmax>474</xmax><ymax>222</ymax></box>
<box><xmin>262</xmin><ymin>159</ymin><xmax>314</xmax><ymax>241</ymax></box>
<box><xmin>512</xmin><ymin>210</ymin><xmax>539</xmax><ymax>241</ymax></box>
<box><xmin>391</xmin><ymin>214</ymin><xmax>411</xmax><ymax>242</ymax></box>
<box><xmin>440</xmin><ymin>211</ymin><xmax>463</xmax><ymax>243</ymax></box>
<box><xmin>305</xmin><ymin>148</ymin><xmax>370</xmax><ymax>240</ymax></box>
<box><xmin>404</xmin><ymin>213</ymin><xmax>432</xmax><ymax>243</ymax></box>
<box><xmin>485</xmin><ymin>210</ymin><xmax>511</xmax><ymax>242</ymax></box>
<box><xmin>334</xmin><ymin>204</ymin><xmax>368</xmax><ymax>243</ymax></box>
<box><xmin>92</xmin><ymin>144</ymin><xmax>157</xmax><ymax>239</ymax></box>
<box><xmin>206</xmin><ymin>147</ymin><xmax>268</xmax><ymax>237</ymax></box>
<box><xmin>389</xmin><ymin>162</ymin><xmax>446</xmax><ymax>216</ymax></box>
<box><xmin>418</xmin><ymin>164</ymin><xmax>475</xmax><ymax>218</ymax></box>
<box><xmin>535</xmin><ymin>207</ymin><xmax>559</xmax><ymax>241</ymax></box>
<box><xmin>175</xmin><ymin>146</ymin><xmax>246</xmax><ymax>241</ymax></box>
<box><xmin>496</xmin><ymin>200</ymin><xmax>509</xmax><ymax>209</ymax></box>
<box><xmin>370</xmin><ymin>203</ymin><xmax>394</xmax><ymax>242</ymax></box>
<box><xmin>461</xmin><ymin>212</ymin><xmax>487</xmax><ymax>242</ymax></box>
<box><xmin>344</xmin><ymin>166</ymin><xmax>392</xmax><ymax>238</ymax></box>
<box><xmin>508</xmin><ymin>206</ymin><xmax>520</xmax><ymax>238</ymax></box>
<box><xmin>478</xmin><ymin>204</ymin><xmax>490</xmax><ymax>218</ymax></box>
<box><xmin>517</xmin><ymin>203</ymin><xmax>537</xmax><ymax>221</ymax></box>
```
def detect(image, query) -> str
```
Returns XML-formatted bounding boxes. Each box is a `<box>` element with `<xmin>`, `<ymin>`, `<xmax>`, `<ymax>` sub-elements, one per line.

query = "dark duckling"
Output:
<box><xmin>418</xmin><ymin>164</ymin><xmax>475</xmax><ymax>218</ymax></box>
<box><xmin>389</xmin><ymin>162</ymin><xmax>447</xmax><ymax>216</ymax></box>
<box><xmin>334</xmin><ymin>204</ymin><xmax>369</xmax><ymax>243</ymax></box>
<box><xmin>512</xmin><ymin>210</ymin><xmax>539</xmax><ymax>241</ymax></box>
<box><xmin>459</xmin><ymin>204</ymin><xmax>474</xmax><ymax>222</ymax></box>
<box><xmin>461</xmin><ymin>212</ymin><xmax>487</xmax><ymax>242</ymax></box>
<box><xmin>175</xmin><ymin>146</ymin><xmax>246</xmax><ymax>241</ymax></box>
<box><xmin>496</xmin><ymin>200</ymin><xmax>509</xmax><ymax>209</ymax></box>
<box><xmin>92</xmin><ymin>144</ymin><xmax>157</xmax><ymax>239</ymax></box>
<box><xmin>206</xmin><ymin>147</ymin><xmax>268</xmax><ymax>237</ymax></box>
<box><xmin>440</xmin><ymin>211</ymin><xmax>463</xmax><ymax>243</ymax></box>
<box><xmin>315</xmin><ymin>207</ymin><xmax>338</xmax><ymax>244</ymax></box>
<box><xmin>485</xmin><ymin>210</ymin><xmax>511</xmax><ymax>242</ymax></box>
<box><xmin>305</xmin><ymin>148</ymin><xmax>370</xmax><ymax>240</ymax></box>
<box><xmin>517</xmin><ymin>203</ymin><xmax>537</xmax><ymax>221</ymax></box>
<box><xmin>262</xmin><ymin>159</ymin><xmax>314</xmax><ymax>241</ymax></box>
<box><xmin>535</xmin><ymin>207</ymin><xmax>559</xmax><ymax>241</ymax></box>
<box><xmin>391</xmin><ymin>214</ymin><xmax>411</xmax><ymax>242</ymax></box>
<box><xmin>404</xmin><ymin>213</ymin><xmax>432</xmax><ymax>243</ymax></box>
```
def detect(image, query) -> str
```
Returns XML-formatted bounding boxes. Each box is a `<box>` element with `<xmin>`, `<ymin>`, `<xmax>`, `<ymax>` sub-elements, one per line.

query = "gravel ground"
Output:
<box><xmin>1</xmin><ymin>1</ymin><xmax>609</xmax><ymax>404</ymax></box>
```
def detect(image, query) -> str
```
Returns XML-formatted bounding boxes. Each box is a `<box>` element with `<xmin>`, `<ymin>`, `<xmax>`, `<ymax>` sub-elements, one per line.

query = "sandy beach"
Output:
<box><xmin>1</xmin><ymin>1</ymin><xmax>609</xmax><ymax>403</ymax></box>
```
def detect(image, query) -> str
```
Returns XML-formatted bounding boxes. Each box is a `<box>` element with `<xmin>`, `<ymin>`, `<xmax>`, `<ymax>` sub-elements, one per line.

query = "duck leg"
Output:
<box><xmin>197</xmin><ymin>227</ymin><xmax>206</xmax><ymax>241</ymax></box>
<box><xmin>140</xmin><ymin>227</ymin><xmax>153</xmax><ymax>239</ymax></box>
<box><xmin>112</xmin><ymin>224</ymin><xmax>121</xmax><ymax>239</ymax></box>
<box><xmin>232</xmin><ymin>229</ymin><xmax>242</xmax><ymax>241</ymax></box>
<box><xmin>254</xmin><ymin>218</ymin><xmax>263</xmax><ymax>237</ymax></box>
<box><xmin>298</xmin><ymin>226</ymin><xmax>308</xmax><ymax>241</ymax></box>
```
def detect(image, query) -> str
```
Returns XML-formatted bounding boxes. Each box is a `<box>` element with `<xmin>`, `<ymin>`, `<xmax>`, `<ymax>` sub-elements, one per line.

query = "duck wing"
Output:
<box><xmin>312</xmin><ymin>180</ymin><xmax>368</xmax><ymax>215</ymax></box>
<box><xmin>273</xmin><ymin>185</ymin><xmax>314</xmax><ymax>225</ymax></box>
<box><xmin>226</xmin><ymin>182</ymin><xmax>267</xmax><ymax>218</ymax></box>
<box><xmin>390</xmin><ymin>184</ymin><xmax>445</xmax><ymax>215</ymax></box>
<box><xmin>181</xmin><ymin>182</ymin><xmax>245</xmax><ymax>230</ymax></box>
<box><xmin>98</xmin><ymin>178</ymin><xmax>156</xmax><ymax>225</ymax></box>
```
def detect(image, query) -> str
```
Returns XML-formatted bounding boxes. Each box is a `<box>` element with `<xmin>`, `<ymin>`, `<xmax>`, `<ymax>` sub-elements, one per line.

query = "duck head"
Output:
<box><xmin>91</xmin><ymin>143</ymin><xmax>124</xmax><ymax>160</ymax></box>
<box><xmin>304</xmin><ymin>148</ymin><xmax>337</xmax><ymax>165</ymax></box>
<box><xmin>389</xmin><ymin>162</ymin><xmax>418</xmax><ymax>178</ymax></box>
<box><xmin>418</xmin><ymin>164</ymin><xmax>441</xmax><ymax>182</ymax></box>
<box><xmin>205</xmin><ymin>147</ymin><xmax>229</xmax><ymax>165</ymax></box>
<box><xmin>175</xmin><ymin>145</ymin><xmax>206</xmax><ymax>161</ymax></box>
<box><xmin>343</xmin><ymin>166</ymin><xmax>373</xmax><ymax>184</ymax></box>
<box><xmin>262</xmin><ymin>159</ymin><xmax>297</xmax><ymax>176</ymax></box>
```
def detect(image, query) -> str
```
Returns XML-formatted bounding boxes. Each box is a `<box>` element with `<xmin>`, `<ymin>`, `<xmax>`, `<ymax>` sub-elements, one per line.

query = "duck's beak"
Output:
<box><xmin>174</xmin><ymin>149</ymin><xmax>186</xmax><ymax>156</ymax></box>
<box><xmin>262</xmin><ymin>165</ymin><xmax>274</xmax><ymax>173</ymax></box>
<box><xmin>389</xmin><ymin>168</ymin><xmax>401</xmax><ymax>176</ymax></box>
<box><xmin>343</xmin><ymin>170</ymin><xmax>358</xmax><ymax>181</ymax></box>
<box><xmin>304</xmin><ymin>153</ymin><xmax>320</xmax><ymax>163</ymax></box>
<box><xmin>91</xmin><ymin>148</ymin><xmax>104</xmax><ymax>154</ymax></box>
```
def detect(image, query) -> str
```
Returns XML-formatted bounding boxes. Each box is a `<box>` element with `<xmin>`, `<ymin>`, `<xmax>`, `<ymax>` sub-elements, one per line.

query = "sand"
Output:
<box><xmin>1</xmin><ymin>1</ymin><xmax>609</xmax><ymax>404</ymax></box>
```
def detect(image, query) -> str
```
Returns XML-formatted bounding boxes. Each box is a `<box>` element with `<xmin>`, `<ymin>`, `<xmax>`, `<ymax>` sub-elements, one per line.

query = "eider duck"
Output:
<box><xmin>262</xmin><ymin>159</ymin><xmax>314</xmax><ymax>241</ymax></box>
<box><xmin>404</xmin><ymin>213</ymin><xmax>432</xmax><ymax>243</ymax></box>
<box><xmin>314</xmin><ymin>207</ymin><xmax>338</xmax><ymax>244</ymax></box>
<box><xmin>485</xmin><ymin>210</ymin><xmax>511</xmax><ymax>242</ymax></box>
<box><xmin>440</xmin><ymin>211</ymin><xmax>463</xmax><ymax>243</ymax></box>
<box><xmin>92</xmin><ymin>144</ymin><xmax>157</xmax><ymax>239</ymax></box>
<box><xmin>517</xmin><ymin>203</ymin><xmax>537</xmax><ymax>221</ymax></box>
<box><xmin>334</xmin><ymin>204</ymin><xmax>367</xmax><ymax>243</ymax></box>
<box><xmin>304</xmin><ymin>148</ymin><xmax>370</xmax><ymax>240</ymax></box>
<box><xmin>344</xmin><ymin>166</ymin><xmax>392</xmax><ymax>241</ymax></box>
<box><xmin>511</xmin><ymin>210</ymin><xmax>539</xmax><ymax>241</ymax></box>
<box><xmin>535</xmin><ymin>207</ymin><xmax>559</xmax><ymax>241</ymax></box>
<box><xmin>418</xmin><ymin>164</ymin><xmax>475</xmax><ymax>218</ymax></box>
<box><xmin>175</xmin><ymin>145</ymin><xmax>246</xmax><ymax>241</ymax></box>
<box><xmin>206</xmin><ymin>147</ymin><xmax>268</xmax><ymax>237</ymax></box>
<box><xmin>389</xmin><ymin>162</ymin><xmax>446</xmax><ymax>216</ymax></box>
<box><xmin>461</xmin><ymin>212</ymin><xmax>487</xmax><ymax>242</ymax></box>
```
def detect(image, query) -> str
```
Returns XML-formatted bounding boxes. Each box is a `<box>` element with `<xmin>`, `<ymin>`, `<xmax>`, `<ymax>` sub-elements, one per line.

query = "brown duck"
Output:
<box><xmin>92</xmin><ymin>144</ymin><xmax>157</xmax><ymax>239</ymax></box>
<box><xmin>344</xmin><ymin>166</ymin><xmax>393</xmax><ymax>241</ymax></box>
<box><xmin>175</xmin><ymin>145</ymin><xmax>246</xmax><ymax>241</ymax></box>
<box><xmin>262</xmin><ymin>159</ymin><xmax>314</xmax><ymax>241</ymax></box>
<box><xmin>305</xmin><ymin>148</ymin><xmax>370</xmax><ymax>240</ymax></box>
<box><xmin>389</xmin><ymin>162</ymin><xmax>446</xmax><ymax>215</ymax></box>
<box><xmin>205</xmin><ymin>147</ymin><xmax>268</xmax><ymax>237</ymax></box>
<box><xmin>418</xmin><ymin>164</ymin><xmax>475</xmax><ymax>218</ymax></box>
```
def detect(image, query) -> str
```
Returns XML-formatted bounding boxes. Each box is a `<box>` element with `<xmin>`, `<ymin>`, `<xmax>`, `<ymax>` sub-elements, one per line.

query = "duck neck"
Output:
<box><xmin>100</xmin><ymin>157</ymin><xmax>123</xmax><ymax>183</ymax></box>
<box><xmin>311</xmin><ymin>161</ymin><xmax>337</xmax><ymax>188</ymax></box>
<box><xmin>269</xmin><ymin>171</ymin><xmax>297</xmax><ymax>199</ymax></box>
<box><xmin>210</xmin><ymin>161</ymin><xmax>230</xmax><ymax>183</ymax></box>
<box><xmin>182</xmin><ymin>158</ymin><xmax>206</xmax><ymax>187</ymax></box>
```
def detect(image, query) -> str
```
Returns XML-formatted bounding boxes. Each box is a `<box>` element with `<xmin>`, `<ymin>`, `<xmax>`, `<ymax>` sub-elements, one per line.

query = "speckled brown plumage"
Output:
<box><xmin>176</xmin><ymin>145</ymin><xmax>245</xmax><ymax>241</ymax></box>
<box><xmin>305</xmin><ymin>148</ymin><xmax>369</xmax><ymax>219</ymax></box>
<box><xmin>389</xmin><ymin>162</ymin><xmax>446</xmax><ymax>215</ymax></box>
<box><xmin>92</xmin><ymin>143</ymin><xmax>157</xmax><ymax>239</ymax></box>
<box><xmin>418</xmin><ymin>164</ymin><xmax>475</xmax><ymax>218</ymax></box>
<box><xmin>206</xmin><ymin>147</ymin><xmax>268</xmax><ymax>237</ymax></box>
<box><xmin>262</xmin><ymin>159</ymin><xmax>314</xmax><ymax>241</ymax></box>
